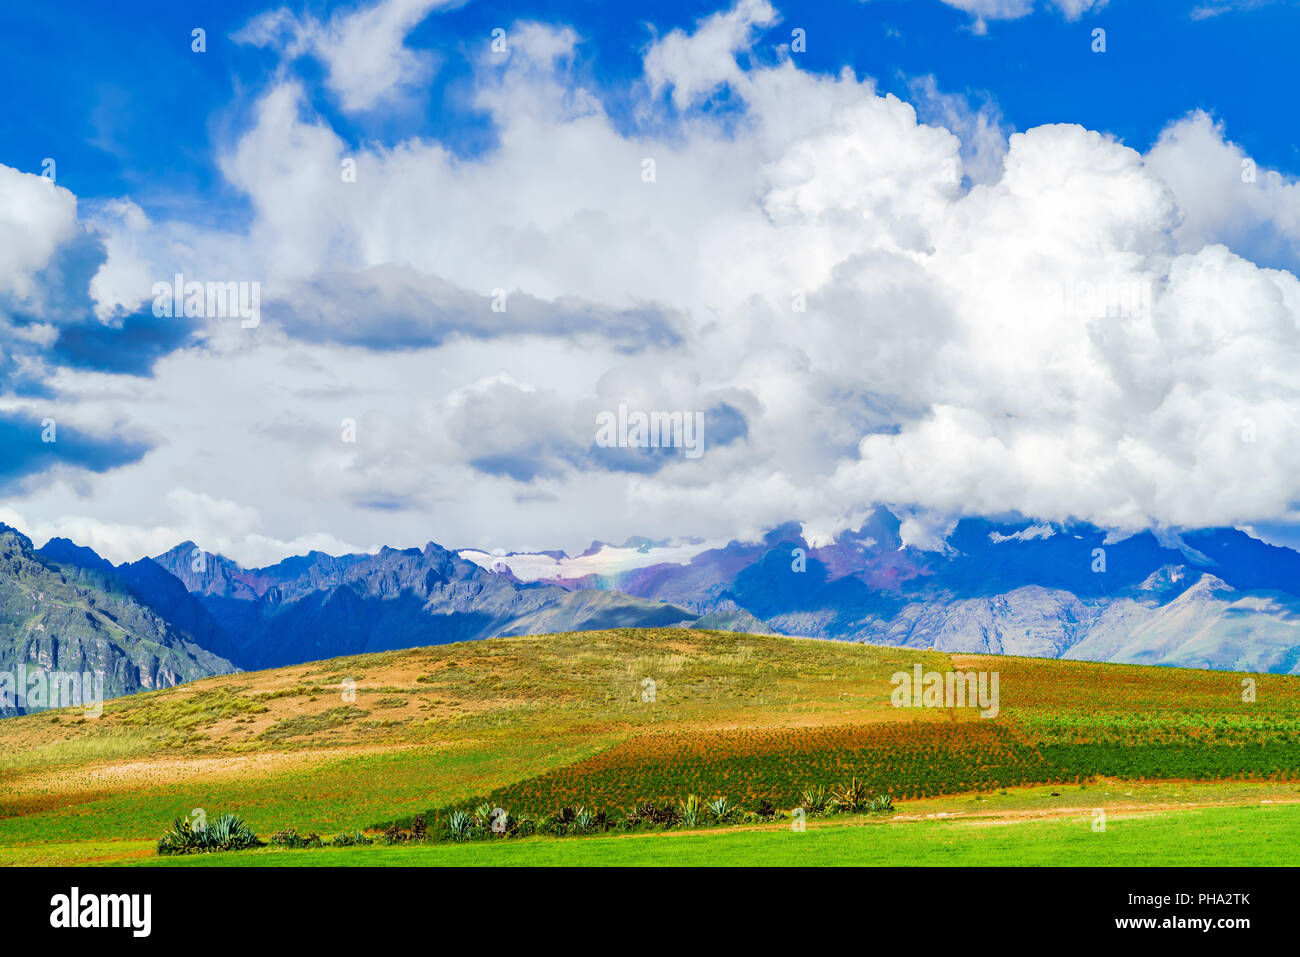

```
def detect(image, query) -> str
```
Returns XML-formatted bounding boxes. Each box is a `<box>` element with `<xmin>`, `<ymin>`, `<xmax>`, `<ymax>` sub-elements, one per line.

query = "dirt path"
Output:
<box><xmin>594</xmin><ymin>789</ymin><xmax>1300</xmax><ymax>841</ymax></box>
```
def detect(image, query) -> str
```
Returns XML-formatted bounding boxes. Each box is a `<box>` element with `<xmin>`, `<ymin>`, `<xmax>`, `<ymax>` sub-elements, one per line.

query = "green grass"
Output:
<box><xmin>0</xmin><ymin>726</ymin><xmax>164</xmax><ymax>773</ymax></box>
<box><xmin>0</xmin><ymin>731</ymin><xmax>621</xmax><ymax>861</ymax></box>
<box><xmin>128</xmin><ymin>802</ymin><xmax>1300</xmax><ymax>867</ymax></box>
<box><xmin>259</xmin><ymin>706</ymin><xmax>371</xmax><ymax>742</ymax></box>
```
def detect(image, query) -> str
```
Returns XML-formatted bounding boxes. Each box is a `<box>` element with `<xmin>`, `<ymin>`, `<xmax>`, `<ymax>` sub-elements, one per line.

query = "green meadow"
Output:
<box><xmin>132</xmin><ymin>800</ymin><xmax>1300</xmax><ymax>867</ymax></box>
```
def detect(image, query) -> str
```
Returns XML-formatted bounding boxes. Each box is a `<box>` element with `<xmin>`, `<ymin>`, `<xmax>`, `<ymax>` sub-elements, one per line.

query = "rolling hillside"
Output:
<box><xmin>1</xmin><ymin>628</ymin><xmax>1298</xmax><ymax>866</ymax></box>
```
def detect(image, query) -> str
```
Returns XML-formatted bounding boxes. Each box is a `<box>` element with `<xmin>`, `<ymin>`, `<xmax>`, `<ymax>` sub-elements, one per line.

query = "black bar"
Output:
<box><xmin>1</xmin><ymin>865</ymin><xmax>1277</xmax><ymax>943</ymax></box>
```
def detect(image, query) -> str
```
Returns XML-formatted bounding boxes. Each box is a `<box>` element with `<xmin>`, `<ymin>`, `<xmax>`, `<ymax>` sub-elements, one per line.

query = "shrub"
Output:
<box><xmin>375</xmin><ymin>780</ymin><xmax>895</xmax><ymax>848</ymax></box>
<box><xmin>331</xmin><ymin>830</ymin><xmax>373</xmax><ymax>847</ymax></box>
<box><xmin>157</xmin><ymin>814</ymin><xmax>262</xmax><ymax>855</ymax></box>
<box><xmin>706</xmin><ymin>795</ymin><xmax>736</xmax><ymax>823</ymax></box>
<box><xmin>270</xmin><ymin>827</ymin><xmax>322</xmax><ymax>849</ymax></box>
<box><xmin>157</xmin><ymin>817</ymin><xmax>203</xmax><ymax>855</ymax></box>
<box><xmin>678</xmin><ymin>794</ymin><xmax>701</xmax><ymax>828</ymax></box>
<box><xmin>831</xmin><ymin>777</ymin><xmax>870</xmax><ymax>813</ymax></box>
<box><xmin>799</xmin><ymin>785</ymin><xmax>829</xmax><ymax>814</ymax></box>
<box><xmin>643</xmin><ymin>801</ymin><xmax>679</xmax><ymax>827</ymax></box>
<box><xmin>545</xmin><ymin>805</ymin><xmax>577</xmax><ymax>836</ymax></box>
<box><xmin>446</xmin><ymin>809</ymin><xmax>472</xmax><ymax>842</ymax></box>
<box><xmin>206</xmin><ymin>813</ymin><xmax>263</xmax><ymax>851</ymax></box>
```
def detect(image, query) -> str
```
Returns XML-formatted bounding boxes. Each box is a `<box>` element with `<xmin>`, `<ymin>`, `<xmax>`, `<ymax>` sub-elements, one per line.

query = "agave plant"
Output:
<box><xmin>573</xmin><ymin>806</ymin><xmax>596</xmax><ymax>834</ymax></box>
<box><xmin>799</xmin><ymin>785</ymin><xmax>829</xmax><ymax>814</ymax></box>
<box><xmin>446</xmin><ymin>809</ymin><xmax>473</xmax><ymax>841</ymax></box>
<box><xmin>473</xmin><ymin>802</ymin><xmax>495</xmax><ymax>831</ymax></box>
<box><xmin>331</xmin><ymin>830</ymin><xmax>373</xmax><ymax>847</ymax></box>
<box><xmin>706</xmin><ymin>795</ymin><xmax>734</xmax><ymax>823</ymax></box>
<box><xmin>678</xmin><ymin>794</ymin><xmax>701</xmax><ymax>828</ymax></box>
<box><xmin>869</xmin><ymin>793</ymin><xmax>895</xmax><ymax>814</ymax></box>
<box><xmin>205</xmin><ymin>814</ymin><xmax>262</xmax><ymax>851</ymax></box>
<box><xmin>831</xmin><ymin>777</ymin><xmax>870</xmax><ymax>813</ymax></box>
<box><xmin>159</xmin><ymin>813</ymin><xmax>260</xmax><ymax>854</ymax></box>
<box><xmin>157</xmin><ymin>816</ymin><xmax>203</xmax><ymax>855</ymax></box>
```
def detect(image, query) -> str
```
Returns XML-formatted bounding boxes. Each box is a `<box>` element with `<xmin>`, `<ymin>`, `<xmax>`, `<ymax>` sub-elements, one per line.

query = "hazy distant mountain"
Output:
<box><xmin>0</xmin><ymin>526</ymin><xmax>236</xmax><ymax>716</ymax></box>
<box><xmin>463</xmin><ymin>507</ymin><xmax>1300</xmax><ymax>674</ymax></box>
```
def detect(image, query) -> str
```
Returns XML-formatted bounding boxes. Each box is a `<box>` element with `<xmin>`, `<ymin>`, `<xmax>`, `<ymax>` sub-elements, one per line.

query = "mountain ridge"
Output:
<box><xmin>150</xmin><ymin>536</ymin><xmax>696</xmax><ymax>669</ymax></box>
<box><xmin>0</xmin><ymin>525</ymin><xmax>237</xmax><ymax>716</ymax></box>
<box><xmin>5</xmin><ymin>504</ymin><xmax>1300</xmax><ymax>721</ymax></box>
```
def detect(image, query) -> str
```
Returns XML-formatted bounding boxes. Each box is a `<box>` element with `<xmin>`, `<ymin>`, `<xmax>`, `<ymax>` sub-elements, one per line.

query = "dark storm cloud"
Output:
<box><xmin>50</xmin><ymin>308</ymin><xmax>194</xmax><ymax>376</ymax></box>
<box><xmin>0</xmin><ymin>410</ymin><xmax>151</xmax><ymax>489</ymax></box>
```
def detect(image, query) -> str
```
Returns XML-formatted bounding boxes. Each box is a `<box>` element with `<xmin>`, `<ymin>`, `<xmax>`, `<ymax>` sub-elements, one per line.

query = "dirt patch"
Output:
<box><xmin>0</xmin><ymin>741</ymin><xmax>443</xmax><ymax>806</ymax></box>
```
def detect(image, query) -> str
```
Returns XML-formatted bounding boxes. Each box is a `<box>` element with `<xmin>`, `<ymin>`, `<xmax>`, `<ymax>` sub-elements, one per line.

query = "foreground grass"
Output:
<box><xmin>0</xmin><ymin>734</ymin><xmax>618</xmax><ymax>863</ymax></box>
<box><xmin>131</xmin><ymin>802</ymin><xmax>1300</xmax><ymax>867</ymax></box>
<box><xmin>13</xmin><ymin>779</ymin><xmax>1294</xmax><ymax>865</ymax></box>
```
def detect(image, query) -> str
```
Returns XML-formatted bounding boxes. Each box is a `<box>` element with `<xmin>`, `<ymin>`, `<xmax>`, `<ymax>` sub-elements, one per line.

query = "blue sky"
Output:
<box><xmin>5</xmin><ymin>1</ymin><xmax>1297</xmax><ymax>207</ymax></box>
<box><xmin>3</xmin><ymin>0</ymin><xmax>1300</xmax><ymax>563</ymax></box>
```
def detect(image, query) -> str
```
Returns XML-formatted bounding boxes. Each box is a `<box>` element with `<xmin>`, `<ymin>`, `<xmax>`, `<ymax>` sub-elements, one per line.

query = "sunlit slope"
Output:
<box><xmin>2</xmin><ymin>628</ymin><xmax>1298</xmax><ymax>865</ymax></box>
<box><xmin>0</xmin><ymin>629</ymin><xmax>942</xmax><ymax>861</ymax></box>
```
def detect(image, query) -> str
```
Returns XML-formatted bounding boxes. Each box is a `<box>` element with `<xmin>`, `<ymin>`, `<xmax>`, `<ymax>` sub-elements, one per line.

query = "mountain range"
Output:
<box><xmin>0</xmin><ymin>528</ymin><xmax>237</xmax><ymax>716</ymax></box>
<box><xmin>3</xmin><ymin>506</ymin><xmax>1300</xmax><ymax>713</ymax></box>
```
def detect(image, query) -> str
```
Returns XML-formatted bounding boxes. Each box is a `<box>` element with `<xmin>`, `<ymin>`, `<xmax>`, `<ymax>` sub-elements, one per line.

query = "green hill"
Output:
<box><xmin>1</xmin><ymin>628</ymin><xmax>1297</xmax><ymax>865</ymax></box>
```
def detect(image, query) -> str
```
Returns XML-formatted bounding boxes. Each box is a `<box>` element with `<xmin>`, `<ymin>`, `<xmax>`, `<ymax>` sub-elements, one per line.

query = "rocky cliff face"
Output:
<box><xmin>0</xmin><ymin>526</ymin><xmax>237</xmax><ymax>716</ymax></box>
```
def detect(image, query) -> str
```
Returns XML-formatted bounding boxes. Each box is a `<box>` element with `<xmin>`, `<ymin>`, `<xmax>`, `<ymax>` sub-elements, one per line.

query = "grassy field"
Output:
<box><xmin>132</xmin><ymin>798</ymin><xmax>1300</xmax><ymax>867</ymax></box>
<box><xmin>1</xmin><ymin>628</ymin><xmax>1298</xmax><ymax>866</ymax></box>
